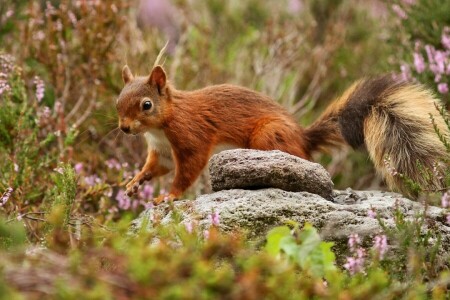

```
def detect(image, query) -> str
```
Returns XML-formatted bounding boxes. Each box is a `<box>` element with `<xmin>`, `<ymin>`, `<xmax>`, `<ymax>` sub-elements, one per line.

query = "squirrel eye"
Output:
<box><xmin>142</xmin><ymin>100</ymin><xmax>153</xmax><ymax>111</ymax></box>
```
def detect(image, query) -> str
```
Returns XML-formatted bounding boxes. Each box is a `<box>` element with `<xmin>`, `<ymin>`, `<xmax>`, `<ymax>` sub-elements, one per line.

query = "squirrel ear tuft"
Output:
<box><xmin>148</xmin><ymin>66</ymin><xmax>166</xmax><ymax>93</ymax></box>
<box><xmin>122</xmin><ymin>65</ymin><xmax>134</xmax><ymax>84</ymax></box>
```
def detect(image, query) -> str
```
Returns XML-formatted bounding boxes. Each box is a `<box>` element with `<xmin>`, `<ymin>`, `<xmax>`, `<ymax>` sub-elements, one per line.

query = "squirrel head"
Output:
<box><xmin>116</xmin><ymin>65</ymin><xmax>170</xmax><ymax>135</ymax></box>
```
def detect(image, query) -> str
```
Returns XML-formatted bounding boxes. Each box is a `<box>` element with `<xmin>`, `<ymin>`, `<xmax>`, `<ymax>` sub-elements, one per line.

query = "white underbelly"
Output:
<box><xmin>144</xmin><ymin>129</ymin><xmax>174</xmax><ymax>170</ymax></box>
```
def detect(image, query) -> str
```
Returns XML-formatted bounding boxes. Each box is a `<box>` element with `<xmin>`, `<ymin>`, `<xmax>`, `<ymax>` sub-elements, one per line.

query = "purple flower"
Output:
<box><xmin>400</xmin><ymin>64</ymin><xmax>411</xmax><ymax>82</ymax></box>
<box><xmin>139</xmin><ymin>184</ymin><xmax>154</xmax><ymax>200</ymax></box>
<box><xmin>437</xmin><ymin>83</ymin><xmax>449</xmax><ymax>94</ymax></box>
<box><xmin>433</xmin><ymin>51</ymin><xmax>446</xmax><ymax>74</ymax></box>
<box><xmin>37</xmin><ymin>106</ymin><xmax>51</xmax><ymax>126</ymax></box>
<box><xmin>33</xmin><ymin>31</ymin><xmax>45</xmax><ymax>41</ymax></box>
<box><xmin>348</xmin><ymin>233</ymin><xmax>361</xmax><ymax>252</ymax></box>
<box><xmin>131</xmin><ymin>199</ymin><xmax>140</xmax><ymax>211</ymax></box>
<box><xmin>5</xmin><ymin>9</ymin><xmax>14</xmax><ymax>19</ymax></box>
<box><xmin>442</xmin><ymin>192</ymin><xmax>449</xmax><ymax>208</ymax></box>
<box><xmin>14</xmin><ymin>163</ymin><xmax>19</xmax><ymax>172</ymax></box>
<box><xmin>33</xmin><ymin>76</ymin><xmax>45</xmax><ymax>102</ymax></box>
<box><xmin>367</xmin><ymin>208</ymin><xmax>377</xmax><ymax>218</ymax></box>
<box><xmin>203</xmin><ymin>229</ymin><xmax>210</xmax><ymax>240</ymax></box>
<box><xmin>209</xmin><ymin>211</ymin><xmax>220</xmax><ymax>226</ymax></box>
<box><xmin>442</xmin><ymin>28</ymin><xmax>450</xmax><ymax>50</ymax></box>
<box><xmin>344</xmin><ymin>248</ymin><xmax>366</xmax><ymax>275</ymax></box>
<box><xmin>116</xmin><ymin>190</ymin><xmax>131</xmax><ymax>210</ymax></box>
<box><xmin>185</xmin><ymin>221</ymin><xmax>193</xmax><ymax>234</ymax></box>
<box><xmin>140</xmin><ymin>200</ymin><xmax>153</xmax><ymax>210</ymax></box>
<box><xmin>373</xmin><ymin>235</ymin><xmax>388</xmax><ymax>259</ymax></box>
<box><xmin>84</xmin><ymin>174</ymin><xmax>101</xmax><ymax>186</ymax></box>
<box><xmin>392</xmin><ymin>4</ymin><xmax>407</xmax><ymax>20</ymax></box>
<box><xmin>402</xmin><ymin>0</ymin><xmax>416</xmax><ymax>5</ymax></box>
<box><xmin>413</xmin><ymin>52</ymin><xmax>426</xmax><ymax>73</ymax></box>
<box><xmin>105</xmin><ymin>159</ymin><xmax>121</xmax><ymax>170</ymax></box>
<box><xmin>74</xmin><ymin>163</ymin><xmax>83</xmax><ymax>174</ymax></box>
<box><xmin>68</xmin><ymin>11</ymin><xmax>78</xmax><ymax>26</ymax></box>
<box><xmin>425</xmin><ymin>45</ymin><xmax>435</xmax><ymax>64</ymax></box>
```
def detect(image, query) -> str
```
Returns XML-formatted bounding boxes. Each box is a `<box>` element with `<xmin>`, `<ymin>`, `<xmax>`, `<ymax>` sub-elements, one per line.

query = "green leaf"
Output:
<box><xmin>265</xmin><ymin>226</ymin><xmax>291</xmax><ymax>256</ymax></box>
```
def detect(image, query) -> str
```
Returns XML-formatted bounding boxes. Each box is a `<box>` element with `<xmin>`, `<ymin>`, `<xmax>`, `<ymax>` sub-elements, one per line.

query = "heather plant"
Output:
<box><xmin>389</xmin><ymin>0</ymin><xmax>450</xmax><ymax>102</ymax></box>
<box><xmin>1</xmin><ymin>0</ymin><xmax>450</xmax><ymax>298</ymax></box>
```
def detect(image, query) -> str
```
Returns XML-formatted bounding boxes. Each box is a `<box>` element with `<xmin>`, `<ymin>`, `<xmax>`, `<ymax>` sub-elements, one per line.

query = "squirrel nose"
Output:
<box><xmin>120</xmin><ymin>125</ymin><xmax>131</xmax><ymax>134</ymax></box>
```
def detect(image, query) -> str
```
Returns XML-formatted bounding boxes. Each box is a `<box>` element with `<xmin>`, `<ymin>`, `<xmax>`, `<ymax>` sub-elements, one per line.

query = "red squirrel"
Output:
<box><xmin>116</xmin><ymin>65</ymin><xmax>449</xmax><ymax>204</ymax></box>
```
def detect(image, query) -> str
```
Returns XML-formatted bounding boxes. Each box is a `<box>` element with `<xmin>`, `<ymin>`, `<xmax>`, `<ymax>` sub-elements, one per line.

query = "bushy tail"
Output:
<box><xmin>304</xmin><ymin>75</ymin><xmax>449</xmax><ymax>195</ymax></box>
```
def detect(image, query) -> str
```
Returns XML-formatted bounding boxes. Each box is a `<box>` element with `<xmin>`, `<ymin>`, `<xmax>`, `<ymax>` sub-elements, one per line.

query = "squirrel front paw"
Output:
<box><xmin>125</xmin><ymin>172</ymin><xmax>152</xmax><ymax>196</ymax></box>
<box><xmin>153</xmin><ymin>193</ymin><xmax>178</xmax><ymax>206</ymax></box>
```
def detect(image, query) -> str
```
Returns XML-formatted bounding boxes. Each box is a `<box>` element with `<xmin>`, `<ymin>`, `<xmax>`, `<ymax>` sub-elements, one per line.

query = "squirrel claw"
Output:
<box><xmin>153</xmin><ymin>194</ymin><xmax>178</xmax><ymax>206</ymax></box>
<box><xmin>125</xmin><ymin>181</ymin><xmax>140</xmax><ymax>197</ymax></box>
<box><xmin>125</xmin><ymin>172</ymin><xmax>153</xmax><ymax>197</ymax></box>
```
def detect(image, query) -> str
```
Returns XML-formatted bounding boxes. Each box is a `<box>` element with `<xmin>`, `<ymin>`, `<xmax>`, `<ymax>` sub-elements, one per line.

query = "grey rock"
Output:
<box><xmin>209</xmin><ymin>149</ymin><xmax>334</xmax><ymax>200</ymax></box>
<box><xmin>132</xmin><ymin>189</ymin><xmax>450</xmax><ymax>264</ymax></box>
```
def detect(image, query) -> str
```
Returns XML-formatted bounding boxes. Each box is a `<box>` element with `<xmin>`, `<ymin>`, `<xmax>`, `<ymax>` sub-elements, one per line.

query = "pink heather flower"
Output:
<box><xmin>413</xmin><ymin>52</ymin><xmax>426</xmax><ymax>73</ymax></box>
<box><xmin>442</xmin><ymin>192</ymin><xmax>449</xmax><ymax>208</ymax></box>
<box><xmin>139</xmin><ymin>184</ymin><xmax>154</xmax><ymax>200</ymax></box>
<box><xmin>54</xmin><ymin>101</ymin><xmax>63</xmax><ymax>114</ymax></box>
<box><xmin>344</xmin><ymin>248</ymin><xmax>366</xmax><ymax>275</ymax></box>
<box><xmin>400</xmin><ymin>64</ymin><xmax>411</xmax><ymax>82</ymax></box>
<box><xmin>5</xmin><ymin>9</ymin><xmax>14</xmax><ymax>19</ymax></box>
<box><xmin>140</xmin><ymin>200</ymin><xmax>153</xmax><ymax>210</ymax></box>
<box><xmin>45</xmin><ymin>1</ymin><xmax>56</xmax><ymax>17</ymax></box>
<box><xmin>373</xmin><ymin>235</ymin><xmax>388</xmax><ymax>259</ymax></box>
<box><xmin>131</xmin><ymin>199</ymin><xmax>140</xmax><ymax>211</ymax></box>
<box><xmin>203</xmin><ymin>229</ymin><xmax>210</xmax><ymax>240</ymax></box>
<box><xmin>442</xmin><ymin>29</ymin><xmax>450</xmax><ymax>50</ymax></box>
<box><xmin>14</xmin><ymin>163</ymin><xmax>19</xmax><ymax>172</ymax></box>
<box><xmin>209</xmin><ymin>211</ymin><xmax>220</xmax><ymax>226</ymax></box>
<box><xmin>54</xmin><ymin>167</ymin><xmax>64</xmax><ymax>174</ymax></box>
<box><xmin>348</xmin><ymin>233</ymin><xmax>361</xmax><ymax>252</ymax></box>
<box><xmin>392</xmin><ymin>4</ymin><xmax>407</xmax><ymax>20</ymax></box>
<box><xmin>116</xmin><ymin>190</ymin><xmax>131</xmax><ymax>210</ymax></box>
<box><xmin>0</xmin><ymin>79</ymin><xmax>11</xmax><ymax>96</ymax></box>
<box><xmin>33</xmin><ymin>31</ymin><xmax>45</xmax><ymax>41</ymax></box>
<box><xmin>105</xmin><ymin>159</ymin><xmax>121</xmax><ymax>170</ymax></box>
<box><xmin>17</xmin><ymin>214</ymin><xmax>23</xmax><ymax>221</ymax></box>
<box><xmin>434</xmin><ymin>51</ymin><xmax>446</xmax><ymax>74</ymax></box>
<box><xmin>425</xmin><ymin>45</ymin><xmax>435</xmax><ymax>64</ymax></box>
<box><xmin>68</xmin><ymin>11</ymin><xmax>78</xmax><ymax>26</ymax></box>
<box><xmin>37</xmin><ymin>106</ymin><xmax>51</xmax><ymax>126</ymax></box>
<box><xmin>84</xmin><ymin>175</ymin><xmax>101</xmax><ymax>186</ymax></box>
<box><xmin>1</xmin><ymin>187</ymin><xmax>13</xmax><ymax>206</ymax></box>
<box><xmin>437</xmin><ymin>83</ymin><xmax>449</xmax><ymax>94</ymax></box>
<box><xmin>55</xmin><ymin>20</ymin><xmax>63</xmax><ymax>31</ymax></box>
<box><xmin>435</xmin><ymin>74</ymin><xmax>442</xmax><ymax>83</ymax></box>
<box><xmin>108</xmin><ymin>206</ymin><xmax>119</xmax><ymax>214</ymax></box>
<box><xmin>74</xmin><ymin>163</ymin><xmax>83</xmax><ymax>174</ymax></box>
<box><xmin>185</xmin><ymin>222</ymin><xmax>193</xmax><ymax>234</ymax></box>
<box><xmin>288</xmin><ymin>0</ymin><xmax>303</xmax><ymax>13</ymax></box>
<box><xmin>367</xmin><ymin>208</ymin><xmax>377</xmax><ymax>218</ymax></box>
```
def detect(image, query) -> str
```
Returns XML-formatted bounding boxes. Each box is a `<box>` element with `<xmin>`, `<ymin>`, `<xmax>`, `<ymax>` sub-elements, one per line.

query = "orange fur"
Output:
<box><xmin>116</xmin><ymin>66</ymin><xmax>448</xmax><ymax>203</ymax></box>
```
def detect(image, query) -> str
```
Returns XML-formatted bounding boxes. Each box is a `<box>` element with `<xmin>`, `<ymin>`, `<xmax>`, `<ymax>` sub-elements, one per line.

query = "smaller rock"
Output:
<box><xmin>209</xmin><ymin>149</ymin><xmax>334</xmax><ymax>200</ymax></box>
